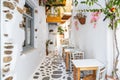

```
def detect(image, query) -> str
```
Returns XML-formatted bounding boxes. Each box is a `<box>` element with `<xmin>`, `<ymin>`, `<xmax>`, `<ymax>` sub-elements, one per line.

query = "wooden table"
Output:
<box><xmin>72</xmin><ymin>59</ymin><xmax>104</xmax><ymax>80</ymax></box>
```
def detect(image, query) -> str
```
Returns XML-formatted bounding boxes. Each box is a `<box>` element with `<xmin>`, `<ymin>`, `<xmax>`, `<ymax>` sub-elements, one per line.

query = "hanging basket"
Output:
<box><xmin>78</xmin><ymin>17</ymin><xmax>86</xmax><ymax>25</ymax></box>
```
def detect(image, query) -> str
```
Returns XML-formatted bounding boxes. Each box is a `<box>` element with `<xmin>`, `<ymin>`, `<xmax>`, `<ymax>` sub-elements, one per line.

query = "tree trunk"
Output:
<box><xmin>113</xmin><ymin>29</ymin><xmax>120</xmax><ymax>80</ymax></box>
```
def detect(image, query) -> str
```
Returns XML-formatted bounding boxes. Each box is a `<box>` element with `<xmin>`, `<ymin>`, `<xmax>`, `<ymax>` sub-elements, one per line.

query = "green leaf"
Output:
<box><xmin>81</xmin><ymin>1</ymin><xmax>86</xmax><ymax>4</ymax></box>
<box><xmin>86</xmin><ymin>9</ymin><xmax>89</xmax><ymax>12</ymax></box>
<box><xmin>118</xmin><ymin>19</ymin><xmax>120</xmax><ymax>23</ymax></box>
<box><xmin>114</xmin><ymin>21</ymin><xmax>118</xmax><ymax>28</ymax></box>
<box><xmin>110</xmin><ymin>15</ymin><xmax>113</xmax><ymax>20</ymax></box>
<box><xmin>91</xmin><ymin>2</ymin><xmax>94</xmax><ymax>5</ymax></box>
<box><xmin>74</xmin><ymin>0</ymin><xmax>78</xmax><ymax>6</ymax></box>
<box><xmin>117</xmin><ymin>13</ymin><xmax>119</xmax><ymax>17</ymax></box>
<box><xmin>89</xmin><ymin>2</ymin><xmax>91</xmax><ymax>6</ymax></box>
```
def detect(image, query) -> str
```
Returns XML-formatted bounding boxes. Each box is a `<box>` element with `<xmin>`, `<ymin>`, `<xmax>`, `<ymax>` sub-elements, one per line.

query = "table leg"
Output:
<box><xmin>62</xmin><ymin>48</ymin><xmax>64</xmax><ymax>59</ymax></box>
<box><xmin>66</xmin><ymin>52</ymin><xmax>69</xmax><ymax>70</ymax></box>
<box><xmin>74</xmin><ymin>66</ymin><xmax>76</xmax><ymax>80</ymax></box>
<box><xmin>77</xmin><ymin>68</ymin><xmax>80</xmax><ymax>80</ymax></box>
<box><xmin>93</xmin><ymin>70</ymin><xmax>96</xmax><ymax>79</ymax></box>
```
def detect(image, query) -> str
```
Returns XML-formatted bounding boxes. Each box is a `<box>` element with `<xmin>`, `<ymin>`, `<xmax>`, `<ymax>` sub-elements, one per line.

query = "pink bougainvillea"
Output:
<box><xmin>74</xmin><ymin>20</ymin><xmax>79</xmax><ymax>31</ymax></box>
<box><xmin>90</xmin><ymin>11</ymin><xmax>101</xmax><ymax>28</ymax></box>
<box><xmin>43</xmin><ymin>0</ymin><xmax>47</xmax><ymax>3</ymax></box>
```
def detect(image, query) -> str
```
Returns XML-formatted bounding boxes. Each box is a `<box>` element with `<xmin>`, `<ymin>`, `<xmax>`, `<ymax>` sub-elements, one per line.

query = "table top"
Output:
<box><xmin>62</xmin><ymin>45</ymin><xmax>68</xmax><ymax>47</ymax></box>
<box><xmin>72</xmin><ymin>59</ymin><xmax>104</xmax><ymax>68</ymax></box>
<box><xmin>64</xmin><ymin>48</ymin><xmax>74</xmax><ymax>52</ymax></box>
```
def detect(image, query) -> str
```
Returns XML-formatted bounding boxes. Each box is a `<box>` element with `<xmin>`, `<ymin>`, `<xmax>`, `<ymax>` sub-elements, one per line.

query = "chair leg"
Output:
<box><xmin>81</xmin><ymin>71</ymin><xmax>85</xmax><ymax>78</ymax></box>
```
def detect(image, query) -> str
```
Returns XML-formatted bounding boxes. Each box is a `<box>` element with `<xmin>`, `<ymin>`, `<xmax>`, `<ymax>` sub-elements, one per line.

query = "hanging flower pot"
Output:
<box><xmin>76</xmin><ymin>12</ymin><xmax>86</xmax><ymax>25</ymax></box>
<box><xmin>78</xmin><ymin>17</ymin><xmax>86</xmax><ymax>24</ymax></box>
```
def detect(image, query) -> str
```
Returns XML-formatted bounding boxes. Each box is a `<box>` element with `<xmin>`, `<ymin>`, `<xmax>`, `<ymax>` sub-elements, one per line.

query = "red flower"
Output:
<box><xmin>110</xmin><ymin>7</ymin><xmax>116</xmax><ymax>12</ymax></box>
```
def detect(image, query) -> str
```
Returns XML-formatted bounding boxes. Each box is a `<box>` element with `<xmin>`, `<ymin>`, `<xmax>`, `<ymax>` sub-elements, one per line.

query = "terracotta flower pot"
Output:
<box><xmin>59</xmin><ymin>34</ymin><xmax>64</xmax><ymax>38</ymax></box>
<box><xmin>78</xmin><ymin>17</ymin><xmax>86</xmax><ymax>24</ymax></box>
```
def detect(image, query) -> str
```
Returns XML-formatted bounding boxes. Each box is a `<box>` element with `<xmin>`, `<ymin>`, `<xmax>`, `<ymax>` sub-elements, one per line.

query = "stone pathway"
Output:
<box><xmin>32</xmin><ymin>53</ymin><xmax>73</xmax><ymax>80</ymax></box>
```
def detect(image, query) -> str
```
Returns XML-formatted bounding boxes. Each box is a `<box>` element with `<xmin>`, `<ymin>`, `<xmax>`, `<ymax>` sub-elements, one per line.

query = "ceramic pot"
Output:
<box><xmin>78</xmin><ymin>17</ymin><xmax>86</xmax><ymax>25</ymax></box>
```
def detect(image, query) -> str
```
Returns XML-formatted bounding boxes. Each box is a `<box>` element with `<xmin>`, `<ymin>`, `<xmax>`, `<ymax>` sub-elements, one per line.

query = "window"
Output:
<box><xmin>23</xmin><ymin>1</ymin><xmax>34</xmax><ymax>51</ymax></box>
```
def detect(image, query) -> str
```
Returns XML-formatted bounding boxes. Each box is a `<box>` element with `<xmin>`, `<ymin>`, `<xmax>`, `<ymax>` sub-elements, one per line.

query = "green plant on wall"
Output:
<box><xmin>75</xmin><ymin>0</ymin><xmax>120</xmax><ymax>29</ymax></box>
<box><xmin>57</xmin><ymin>26</ymin><xmax>64</xmax><ymax>35</ymax></box>
<box><xmin>41</xmin><ymin>0</ymin><xmax>64</xmax><ymax>6</ymax></box>
<box><xmin>74</xmin><ymin>0</ymin><xmax>120</xmax><ymax>79</ymax></box>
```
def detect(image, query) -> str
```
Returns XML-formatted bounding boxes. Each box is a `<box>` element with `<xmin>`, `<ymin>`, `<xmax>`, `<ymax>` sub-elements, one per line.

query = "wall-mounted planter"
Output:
<box><xmin>59</xmin><ymin>34</ymin><xmax>64</xmax><ymax>38</ymax></box>
<box><xmin>78</xmin><ymin>17</ymin><xmax>86</xmax><ymax>25</ymax></box>
<box><xmin>76</xmin><ymin>13</ymin><xmax>86</xmax><ymax>25</ymax></box>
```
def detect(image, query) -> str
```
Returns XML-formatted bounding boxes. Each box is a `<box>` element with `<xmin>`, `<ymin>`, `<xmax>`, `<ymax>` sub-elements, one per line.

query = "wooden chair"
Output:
<box><xmin>73</xmin><ymin>52</ymin><xmax>84</xmax><ymax>60</ymax></box>
<box><xmin>83</xmin><ymin>67</ymin><xmax>106</xmax><ymax>80</ymax></box>
<box><xmin>83</xmin><ymin>74</ymin><xmax>96</xmax><ymax>80</ymax></box>
<box><xmin>70</xmin><ymin>51</ymin><xmax>84</xmax><ymax>77</ymax></box>
<box><xmin>99</xmin><ymin>67</ymin><xmax>106</xmax><ymax>80</ymax></box>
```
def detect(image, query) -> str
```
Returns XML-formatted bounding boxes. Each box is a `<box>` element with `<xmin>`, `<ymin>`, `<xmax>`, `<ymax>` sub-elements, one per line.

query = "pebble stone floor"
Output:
<box><xmin>32</xmin><ymin>53</ymin><xmax>73</xmax><ymax>80</ymax></box>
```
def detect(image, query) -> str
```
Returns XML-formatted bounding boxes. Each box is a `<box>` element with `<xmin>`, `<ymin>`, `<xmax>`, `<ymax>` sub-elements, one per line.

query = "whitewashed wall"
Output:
<box><xmin>71</xmin><ymin>13</ymin><xmax>108</xmax><ymax>62</ymax></box>
<box><xmin>107</xmin><ymin>25</ymin><xmax>120</xmax><ymax>78</ymax></box>
<box><xmin>71</xmin><ymin>0</ymin><xmax>107</xmax><ymax>62</ymax></box>
<box><xmin>48</xmin><ymin>24</ymin><xmax>58</xmax><ymax>53</ymax></box>
<box><xmin>116</xmin><ymin>27</ymin><xmax>120</xmax><ymax>77</ymax></box>
<box><xmin>1</xmin><ymin>0</ymin><xmax>48</xmax><ymax>80</ymax></box>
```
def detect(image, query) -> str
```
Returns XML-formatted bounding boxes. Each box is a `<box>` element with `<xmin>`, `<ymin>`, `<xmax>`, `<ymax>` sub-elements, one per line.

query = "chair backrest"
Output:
<box><xmin>73</xmin><ymin>52</ymin><xmax>84</xmax><ymax>60</ymax></box>
<box><xmin>99</xmin><ymin>67</ymin><xmax>106</xmax><ymax>80</ymax></box>
<box><xmin>70</xmin><ymin>51</ymin><xmax>84</xmax><ymax>71</ymax></box>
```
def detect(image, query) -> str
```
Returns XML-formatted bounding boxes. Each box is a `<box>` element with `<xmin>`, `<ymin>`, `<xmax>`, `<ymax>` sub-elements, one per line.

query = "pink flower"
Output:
<box><xmin>74</xmin><ymin>20</ymin><xmax>78</xmax><ymax>26</ymax></box>
<box><xmin>90</xmin><ymin>12</ymin><xmax>101</xmax><ymax>28</ymax></box>
<box><xmin>43</xmin><ymin>0</ymin><xmax>48</xmax><ymax>4</ymax></box>
<box><xmin>74</xmin><ymin>20</ymin><xmax>79</xmax><ymax>31</ymax></box>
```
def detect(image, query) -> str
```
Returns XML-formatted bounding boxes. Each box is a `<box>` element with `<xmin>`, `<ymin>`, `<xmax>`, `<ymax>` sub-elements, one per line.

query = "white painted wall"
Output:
<box><xmin>71</xmin><ymin>0</ymin><xmax>108</xmax><ymax>63</ymax></box>
<box><xmin>15</xmin><ymin>5</ymin><xmax>48</xmax><ymax>80</ymax></box>
<box><xmin>116</xmin><ymin>26</ymin><xmax>120</xmax><ymax>77</ymax></box>
<box><xmin>48</xmin><ymin>24</ymin><xmax>58</xmax><ymax>53</ymax></box>
<box><xmin>71</xmin><ymin>12</ymin><xmax>107</xmax><ymax>63</ymax></box>
<box><xmin>1</xmin><ymin>0</ymin><xmax>48</xmax><ymax>80</ymax></box>
<box><xmin>106</xmin><ymin>28</ymin><xmax>114</xmax><ymax>76</ymax></box>
<box><xmin>107</xmin><ymin>24</ymin><xmax>120</xmax><ymax>77</ymax></box>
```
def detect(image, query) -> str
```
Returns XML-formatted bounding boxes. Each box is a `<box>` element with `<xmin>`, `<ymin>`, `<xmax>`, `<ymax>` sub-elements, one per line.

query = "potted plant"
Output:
<box><xmin>57</xmin><ymin>26</ymin><xmax>64</xmax><ymax>38</ymax></box>
<box><xmin>40</xmin><ymin>0</ymin><xmax>64</xmax><ymax>6</ymax></box>
<box><xmin>76</xmin><ymin>13</ymin><xmax>86</xmax><ymax>25</ymax></box>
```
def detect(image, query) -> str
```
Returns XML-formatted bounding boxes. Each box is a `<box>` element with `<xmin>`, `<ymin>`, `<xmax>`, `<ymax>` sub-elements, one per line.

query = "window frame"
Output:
<box><xmin>22</xmin><ymin>1</ymin><xmax>35</xmax><ymax>51</ymax></box>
